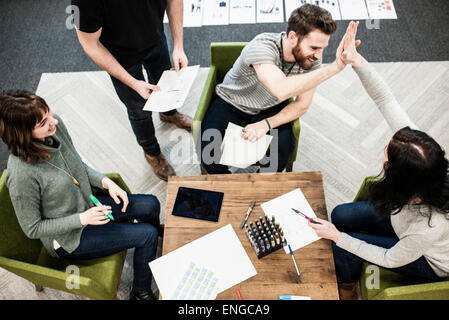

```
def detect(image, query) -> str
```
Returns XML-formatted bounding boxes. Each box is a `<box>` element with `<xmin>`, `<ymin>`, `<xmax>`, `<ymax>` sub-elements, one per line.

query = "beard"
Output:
<box><xmin>292</xmin><ymin>43</ymin><xmax>317</xmax><ymax>70</ymax></box>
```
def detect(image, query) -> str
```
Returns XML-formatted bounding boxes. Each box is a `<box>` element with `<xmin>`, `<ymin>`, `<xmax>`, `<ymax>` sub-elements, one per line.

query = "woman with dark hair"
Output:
<box><xmin>0</xmin><ymin>91</ymin><xmax>161</xmax><ymax>300</ymax></box>
<box><xmin>309</xmin><ymin>22</ymin><xmax>449</xmax><ymax>299</ymax></box>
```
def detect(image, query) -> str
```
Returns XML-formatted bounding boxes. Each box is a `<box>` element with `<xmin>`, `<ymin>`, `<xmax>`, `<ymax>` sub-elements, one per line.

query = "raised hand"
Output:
<box><xmin>341</xmin><ymin>21</ymin><xmax>363</xmax><ymax>68</ymax></box>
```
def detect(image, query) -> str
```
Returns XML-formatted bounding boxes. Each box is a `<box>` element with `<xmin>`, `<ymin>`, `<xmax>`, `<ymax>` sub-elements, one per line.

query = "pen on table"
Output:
<box><xmin>279</xmin><ymin>295</ymin><xmax>311</xmax><ymax>300</ymax></box>
<box><xmin>236</xmin><ymin>285</ymin><xmax>242</xmax><ymax>300</ymax></box>
<box><xmin>291</xmin><ymin>208</ymin><xmax>320</xmax><ymax>224</ymax></box>
<box><xmin>167</xmin><ymin>89</ymin><xmax>181</xmax><ymax>92</ymax></box>
<box><xmin>288</xmin><ymin>244</ymin><xmax>301</xmax><ymax>284</ymax></box>
<box><xmin>240</xmin><ymin>200</ymin><xmax>256</xmax><ymax>229</ymax></box>
<box><xmin>89</xmin><ymin>194</ymin><xmax>114</xmax><ymax>221</ymax></box>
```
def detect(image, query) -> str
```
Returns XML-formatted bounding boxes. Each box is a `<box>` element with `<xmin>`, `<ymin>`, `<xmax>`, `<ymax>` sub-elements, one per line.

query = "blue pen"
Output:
<box><xmin>167</xmin><ymin>89</ymin><xmax>181</xmax><ymax>92</ymax></box>
<box><xmin>279</xmin><ymin>295</ymin><xmax>311</xmax><ymax>300</ymax></box>
<box><xmin>288</xmin><ymin>244</ymin><xmax>301</xmax><ymax>283</ymax></box>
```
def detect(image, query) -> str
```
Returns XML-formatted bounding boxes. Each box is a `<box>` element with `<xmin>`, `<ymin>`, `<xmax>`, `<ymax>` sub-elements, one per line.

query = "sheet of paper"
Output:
<box><xmin>202</xmin><ymin>0</ymin><xmax>230</xmax><ymax>25</ymax></box>
<box><xmin>149</xmin><ymin>224</ymin><xmax>257</xmax><ymax>299</ymax></box>
<box><xmin>339</xmin><ymin>0</ymin><xmax>369</xmax><ymax>20</ymax></box>
<box><xmin>184</xmin><ymin>0</ymin><xmax>204</xmax><ymax>27</ymax></box>
<box><xmin>260</xmin><ymin>188</ymin><xmax>321</xmax><ymax>253</ymax></box>
<box><xmin>143</xmin><ymin>65</ymin><xmax>200</xmax><ymax>112</ymax></box>
<box><xmin>256</xmin><ymin>0</ymin><xmax>285</xmax><ymax>23</ymax></box>
<box><xmin>366</xmin><ymin>0</ymin><xmax>397</xmax><ymax>19</ymax></box>
<box><xmin>219</xmin><ymin>122</ymin><xmax>273</xmax><ymax>169</ymax></box>
<box><xmin>170</xmin><ymin>262</ymin><xmax>220</xmax><ymax>300</ymax></box>
<box><xmin>229</xmin><ymin>0</ymin><xmax>256</xmax><ymax>24</ymax></box>
<box><xmin>284</xmin><ymin>0</ymin><xmax>310</xmax><ymax>21</ymax></box>
<box><xmin>309</xmin><ymin>0</ymin><xmax>342</xmax><ymax>20</ymax></box>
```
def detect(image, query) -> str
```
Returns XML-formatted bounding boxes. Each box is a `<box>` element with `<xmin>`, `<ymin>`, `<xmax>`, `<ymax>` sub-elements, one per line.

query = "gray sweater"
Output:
<box><xmin>336</xmin><ymin>58</ymin><xmax>449</xmax><ymax>277</ymax></box>
<box><xmin>6</xmin><ymin>115</ymin><xmax>105</xmax><ymax>258</ymax></box>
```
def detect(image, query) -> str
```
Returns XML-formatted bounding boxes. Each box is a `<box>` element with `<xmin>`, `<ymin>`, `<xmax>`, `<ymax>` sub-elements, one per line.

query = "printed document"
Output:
<box><xmin>149</xmin><ymin>224</ymin><xmax>257</xmax><ymax>299</ymax></box>
<box><xmin>143</xmin><ymin>65</ymin><xmax>200</xmax><ymax>112</ymax></box>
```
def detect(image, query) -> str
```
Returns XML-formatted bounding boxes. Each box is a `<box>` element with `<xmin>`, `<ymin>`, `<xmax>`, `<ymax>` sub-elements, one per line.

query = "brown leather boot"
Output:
<box><xmin>159</xmin><ymin>111</ymin><xmax>192</xmax><ymax>131</ymax></box>
<box><xmin>144</xmin><ymin>153</ymin><xmax>175</xmax><ymax>181</ymax></box>
<box><xmin>338</xmin><ymin>282</ymin><xmax>359</xmax><ymax>300</ymax></box>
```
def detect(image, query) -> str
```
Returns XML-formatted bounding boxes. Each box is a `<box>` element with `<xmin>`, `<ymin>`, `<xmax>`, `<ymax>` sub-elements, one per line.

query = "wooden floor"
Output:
<box><xmin>1</xmin><ymin>61</ymin><xmax>448</xmax><ymax>299</ymax></box>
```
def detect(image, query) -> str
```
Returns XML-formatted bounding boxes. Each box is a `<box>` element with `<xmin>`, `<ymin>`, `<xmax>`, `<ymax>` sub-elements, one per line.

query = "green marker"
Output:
<box><xmin>89</xmin><ymin>194</ymin><xmax>114</xmax><ymax>221</ymax></box>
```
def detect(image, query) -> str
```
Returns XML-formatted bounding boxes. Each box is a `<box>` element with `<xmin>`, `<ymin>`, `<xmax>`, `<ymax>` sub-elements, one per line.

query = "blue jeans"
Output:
<box><xmin>199</xmin><ymin>96</ymin><xmax>295</xmax><ymax>173</ymax></box>
<box><xmin>331</xmin><ymin>201</ymin><xmax>440</xmax><ymax>283</ymax></box>
<box><xmin>110</xmin><ymin>33</ymin><xmax>176</xmax><ymax>157</ymax></box>
<box><xmin>56</xmin><ymin>193</ymin><xmax>161</xmax><ymax>292</ymax></box>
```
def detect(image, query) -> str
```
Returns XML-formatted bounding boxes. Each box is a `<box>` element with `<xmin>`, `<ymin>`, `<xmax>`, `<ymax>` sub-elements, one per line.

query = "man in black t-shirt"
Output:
<box><xmin>72</xmin><ymin>0</ymin><xmax>192</xmax><ymax>182</ymax></box>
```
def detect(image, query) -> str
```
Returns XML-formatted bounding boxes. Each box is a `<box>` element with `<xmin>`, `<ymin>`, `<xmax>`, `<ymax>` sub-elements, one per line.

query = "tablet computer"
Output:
<box><xmin>171</xmin><ymin>187</ymin><xmax>224</xmax><ymax>222</ymax></box>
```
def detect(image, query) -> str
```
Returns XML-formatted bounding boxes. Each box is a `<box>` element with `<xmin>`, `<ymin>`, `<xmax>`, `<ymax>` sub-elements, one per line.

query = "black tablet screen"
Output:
<box><xmin>171</xmin><ymin>187</ymin><xmax>224</xmax><ymax>222</ymax></box>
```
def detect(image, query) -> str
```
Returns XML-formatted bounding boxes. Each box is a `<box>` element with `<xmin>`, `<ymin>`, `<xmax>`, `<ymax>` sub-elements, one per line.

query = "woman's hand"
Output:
<box><xmin>101</xmin><ymin>177</ymin><xmax>129</xmax><ymax>213</ymax></box>
<box><xmin>241</xmin><ymin>120</ymin><xmax>270</xmax><ymax>142</ymax></box>
<box><xmin>341</xmin><ymin>21</ymin><xmax>363</xmax><ymax>68</ymax></box>
<box><xmin>79</xmin><ymin>206</ymin><xmax>112</xmax><ymax>226</ymax></box>
<box><xmin>308</xmin><ymin>217</ymin><xmax>341</xmax><ymax>243</ymax></box>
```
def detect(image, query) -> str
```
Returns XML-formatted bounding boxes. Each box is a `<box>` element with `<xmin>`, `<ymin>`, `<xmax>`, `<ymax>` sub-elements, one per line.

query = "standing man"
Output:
<box><xmin>200</xmin><ymin>4</ymin><xmax>354</xmax><ymax>174</ymax></box>
<box><xmin>72</xmin><ymin>0</ymin><xmax>192</xmax><ymax>181</ymax></box>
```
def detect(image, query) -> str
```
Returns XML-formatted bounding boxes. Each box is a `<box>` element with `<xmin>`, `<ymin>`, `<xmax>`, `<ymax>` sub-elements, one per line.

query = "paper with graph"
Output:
<box><xmin>143</xmin><ymin>65</ymin><xmax>200</xmax><ymax>112</ymax></box>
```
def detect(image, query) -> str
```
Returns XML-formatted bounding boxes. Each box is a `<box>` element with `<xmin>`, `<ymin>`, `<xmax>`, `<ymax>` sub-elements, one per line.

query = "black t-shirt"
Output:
<box><xmin>72</xmin><ymin>0</ymin><xmax>167</xmax><ymax>68</ymax></box>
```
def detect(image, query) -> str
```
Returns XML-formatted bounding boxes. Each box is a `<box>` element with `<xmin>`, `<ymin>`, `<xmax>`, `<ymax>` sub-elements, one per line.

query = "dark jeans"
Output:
<box><xmin>331</xmin><ymin>201</ymin><xmax>440</xmax><ymax>284</ymax></box>
<box><xmin>56</xmin><ymin>193</ymin><xmax>161</xmax><ymax>292</ymax></box>
<box><xmin>110</xmin><ymin>33</ymin><xmax>176</xmax><ymax>157</ymax></box>
<box><xmin>199</xmin><ymin>96</ymin><xmax>295</xmax><ymax>173</ymax></box>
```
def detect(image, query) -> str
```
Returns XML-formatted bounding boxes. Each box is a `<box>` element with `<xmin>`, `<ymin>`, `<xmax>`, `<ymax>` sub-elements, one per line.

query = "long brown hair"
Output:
<box><xmin>0</xmin><ymin>90</ymin><xmax>52</xmax><ymax>163</ymax></box>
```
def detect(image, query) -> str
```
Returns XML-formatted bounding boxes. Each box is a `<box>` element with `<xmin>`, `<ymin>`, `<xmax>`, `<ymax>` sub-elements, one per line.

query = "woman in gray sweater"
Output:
<box><xmin>0</xmin><ymin>90</ymin><xmax>161</xmax><ymax>300</ymax></box>
<box><xmin>309</xmin><ymin>22</ymin><xmax>449</xmax><ymax>299</ymax></box>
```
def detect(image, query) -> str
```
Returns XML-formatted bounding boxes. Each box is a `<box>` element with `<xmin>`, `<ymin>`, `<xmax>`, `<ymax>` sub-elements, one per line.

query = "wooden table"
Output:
<box><xmin>162</xmin><ymin>172</ymin><xmax>339</xmax><ymax>300</ymax></box>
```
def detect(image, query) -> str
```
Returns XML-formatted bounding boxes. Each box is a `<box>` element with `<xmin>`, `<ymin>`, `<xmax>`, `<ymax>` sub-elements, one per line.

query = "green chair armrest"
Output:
<box><xmin>0</xmin><ymin>255</ymin><xmax>92</xmax><ymax>291</ymax></box>
<box><xmin>373</xmin><ymin>280</ymin><xmax>449</xmax><ymax>300</ymax></box>
<box><xmin>353</xmin><ymin>176</ymin><xmax>381</xmax><ymax>202</ymax></box>
<box><xmin>104</xmin><ymin>173</ymin><xmax>131</xmax><ymax>194</ymax></box>
<box><xmin>289</xmin><ymin>118</ymin><xmax>301</xmax><ymax>163</ymax></box>
<box><xmin>192</xmin><ymin>66</ymin><xmax>217</xmax><ymax>143</ymax></box>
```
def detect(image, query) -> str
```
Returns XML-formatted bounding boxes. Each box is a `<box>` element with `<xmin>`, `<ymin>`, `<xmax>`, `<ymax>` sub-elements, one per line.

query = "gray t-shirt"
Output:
<box><xmin>216</xmin><ymin>32</ymin><xmax>321</xmax><ymax>115</ymax></box>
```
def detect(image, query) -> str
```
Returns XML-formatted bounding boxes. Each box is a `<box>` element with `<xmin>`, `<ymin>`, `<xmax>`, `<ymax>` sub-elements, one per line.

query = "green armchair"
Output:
<box><xmin>354</xmin><ymin>176</ymin><xmax>449</xmax><ymax>300</ymax></box>
<box><xmin>191</xmin><ymin>42</ymin><xmax>301</xmax><ymax>173</ymax></box>
<box><xmin>0</xmin><ymin>170</ymin><xmax>130</xmax><ymax>300</ymax></box>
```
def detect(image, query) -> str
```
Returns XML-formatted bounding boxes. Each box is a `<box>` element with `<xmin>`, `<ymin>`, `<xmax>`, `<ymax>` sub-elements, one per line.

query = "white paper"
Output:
<box><xmin>284</xmin><ymin>0</ymin><xmax>310</xmax><ymax>21</ymax></box>
<box><xmin>143</xmin><ymin>65</ymin><xmax>200</xmax><ymax>112</ymax></box>
<box><xmin>229</xmin><ymin>0</ymin><xmax>256</xmax><ymax>24</ymax></box>
<box><xmin>202</xmin><ymin>0</ymin><xmax>229</xmax><ymax>25</ymax></box>
<box><xmin>184</xmin><ymin>0</ymin><xmax>204</xmax><ymax>27</ymax></box>
<box><xmin>339</xmin><ymin>0</ymin><xmax>369</xmax><ymax>20</ymax></box>
<box><xmin>309</xmin><ymin>0</ymin><xmax>342</xmax><ymax>20</ymax></box>
<box><xmin>260</xmin><ymin>188</ymin><xmax>321</xmax><ymax>253</ymax></box>
<box><xmin>219</xmin><ymin>122</ymin><xmax>273</xmax><ymax>169</ymax></box>
<box><xmin>366</xmin><ymin>0</ymin><xmax>397</xmax><ymax>19</ymax></box>
<box><xmin>256</xmin><ymin>0</ymin><xmax>285</xmax><ymax>23</ymax></box>
<box><xmin>163</xmin><ymin>11</ymin><xmax>168</xmax><ymax>23</ymax></box>
<box><xmin>149</xmin><ymin>224</ymin><xmax>257</xmax><ymax>299</ymax></box>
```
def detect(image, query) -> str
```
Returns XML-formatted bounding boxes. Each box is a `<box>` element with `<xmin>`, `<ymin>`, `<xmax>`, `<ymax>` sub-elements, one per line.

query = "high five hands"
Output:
<box><xmin>336</xmin><ymin>21</ymin><xmax>363</xmax><ymax>70</ymax></box>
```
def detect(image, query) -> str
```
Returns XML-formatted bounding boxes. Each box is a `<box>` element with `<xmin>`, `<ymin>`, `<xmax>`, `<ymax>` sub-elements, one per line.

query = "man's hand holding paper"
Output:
<box><xmin>219</xmin><ymin>122</ymin><xmax>273</xmax><ymax>169</ymax></box>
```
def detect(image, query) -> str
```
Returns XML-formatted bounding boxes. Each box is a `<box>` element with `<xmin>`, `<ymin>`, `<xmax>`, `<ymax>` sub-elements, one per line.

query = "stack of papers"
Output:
<box><xmin>261</xmin><ymin>188</ymin><xmax>321</xmax><ymax>253</ymax></box>
<box><xmin>219</xmin><ymin>122</ymin><xmax>273</xmax><ymax>169</ymax></box>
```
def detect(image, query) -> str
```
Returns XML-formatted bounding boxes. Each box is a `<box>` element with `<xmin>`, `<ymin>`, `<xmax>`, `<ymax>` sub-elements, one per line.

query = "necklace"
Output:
<box><xmin>45</xmin><ymin>150</ymin><xmax>80</xmax><ymax>187</ymax></box>
<box><xmin>279</xmin><ymin>35</ymin><xmax>296</xmax><ymax>76</ymax></box>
